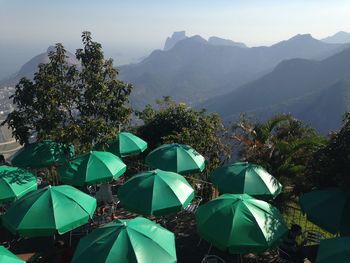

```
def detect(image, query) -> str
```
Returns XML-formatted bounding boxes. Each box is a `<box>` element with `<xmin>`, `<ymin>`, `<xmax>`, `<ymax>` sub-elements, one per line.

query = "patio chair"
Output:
<box><xmin>201</xmin><ymin>255</ymin><xmax>226</xmax><ymax>263</ymax></box>
<box><xmin>303</xmin><ymin>230</ymin><xmax>325</xmax><ymax>245</ymax></box>
<box><xmin>184</xmin><ymin>197</ymin><xmax>202</xmax><ymax>214</ymax></box>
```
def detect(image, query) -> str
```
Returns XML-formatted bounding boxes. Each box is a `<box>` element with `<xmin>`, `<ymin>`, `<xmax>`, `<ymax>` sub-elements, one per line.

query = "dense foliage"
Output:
<box><xmin>308</xmin><ymin>113</ymin><xmax>350</xmax><ymax>189</ymax></box>
<box><xmin>231</xmin><ymin>114</ymin><xmax>327</xmax><ymax>196</ymax></box>
<box><xmin>137</xmin><ymin>97</ymin><xmax>231</xmax><ymax>177</ymax></box>
<box><xmin>3</xmin><ymin>32</ymin><xmax>132</xmax><ymax>152</ymax></box>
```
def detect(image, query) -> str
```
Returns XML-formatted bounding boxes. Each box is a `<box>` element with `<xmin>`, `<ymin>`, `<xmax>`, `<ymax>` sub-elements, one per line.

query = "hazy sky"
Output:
<box><xmin>1</xmin><ymin>0</ymin><xmax>350</xmax><ymax>76</ymax></box>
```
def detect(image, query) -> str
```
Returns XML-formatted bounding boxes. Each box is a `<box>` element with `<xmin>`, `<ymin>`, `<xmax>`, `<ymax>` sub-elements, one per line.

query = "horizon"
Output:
<box><xmin>1</xmin><ymin>0</ymin><xmax>350</xmax><ymax>78</ymax></box>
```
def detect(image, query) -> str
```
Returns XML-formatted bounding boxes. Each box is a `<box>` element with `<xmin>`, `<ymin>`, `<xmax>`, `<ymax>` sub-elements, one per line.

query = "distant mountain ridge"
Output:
<box><xmin>200</xmin><ymin>46</ymin><xmax>350</xmax><ymax>133</ymax></box>
<box><xmin>0</xmin><ymin>46</ymin><xmax>78</xmax><ymax>86</ymax></box>
<box><xmin>119</xmin><ymin>33</ymin><xmax>347</xmax><ymax>109</ymax></box>
<box><xmin>321</xmin><ymin>31</ymin><xmax>350</xmax><ymax>44</ymax></box>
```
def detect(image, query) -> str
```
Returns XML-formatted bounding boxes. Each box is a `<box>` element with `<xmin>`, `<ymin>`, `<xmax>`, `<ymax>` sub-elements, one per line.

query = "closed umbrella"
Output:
<box><xmin>72</xmin><ymin>217</ymin><xmax>177</xmax><ymax>263</ymax></box>
<box><xmin>0</xmin><ymin>166</ymin><xmax>37</xmax><ymax>203</ymax></box>
<box><xmin>196</xmin><ymin>194</ymin><xmax>288</xmax><ymax>254</ymax></box>
<box><xmin>11</xmin><ymin>140</ymin><xmax>74</xmax><ymax>168</ymax></box>
<box><xmin>58</xmin><ymin>151</ymin><xmax>126</xmax><ymax>186</ymax></box>
<box><xmin>96</xmin><ymin>132</ymin><xmax>147</xmax><ymax>157</ymax></box>
<box><xmin>146</xmin><ymin>143</ymin><xmax>205</xmax><ymax>174</ymax></box>
<box><xmin>2</xmin><ymin>185</ymin><xmax>96</xmax><ymax>237</ymax></box>
<box><xmin>118</xmin><ymin>169</ymin><xmax>194</xmax><ymax>216</ymax></box>
<box><xmin>300</xmin><ymin>188</ymin><xmax>350</xmax><ymax>235</ymax></box>
<box><xmin>0</xmin><ymin>246</ymin><xmax>25</xmax><ymax>263</ymax></box>
<box><xmin>316</xmin><ymin>237</ymin><xmax>350</xmax><ymax>263</ymax></box>
<box><xmin>210</xmin><ymin>162</ymin><xmax>282</xmax><ymax>199</ymax></box>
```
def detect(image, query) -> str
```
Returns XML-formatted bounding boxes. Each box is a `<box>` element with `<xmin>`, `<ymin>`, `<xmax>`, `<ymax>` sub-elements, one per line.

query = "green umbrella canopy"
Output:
<box><xmin>96</xmin><ymin>132</ymin><xmax>148</xmax><ymax>157</ymax></box>
<box><xmin>316</xmin><ymin>237</ymin><xmax>350</xmax><ymax>263</ymax></box>
<box><xmin>58</xmin><ymin>151</ymin><xmax>127</xmax><ymax>186</ymax></box>
<box><xmin>11</xmin><ymin>140</ymin><xmax>75</xmax><ymax>168</ymax></box>
<box><xmin>145</xmin><ymin>143</ymin><xmax>205</xmax><ymax>175</ymax></box>
<box><xmin>210</xmin><ymin>162</ymin><xmax>282</xmax><ymax>199</ymax></box>
<box><xmin>2</xmin><ymin>185</ymin><xmax>96</xmax><ymax>237</ymax></box>
<box><xmin>118</xmin><ymin>169</ymin><xmax>194</xmax><ymax>216</ymax></box>
<box><xmin>0</xmin><ymin>246</ymin><xmax>25</xmax><ymax>263</ymax></box>
<box><xmin>300</xmin><ymin>188</ymin><xmax>350</xmax><ymax>235</ymax></box>
<box><xmin>72</xmin><ymin>217</ymin><xmax>177</xmax><ymax>263</ymax></box>
<box><xmin>0</xmin><ymin>166</ymin><xmax>37</xmax><ymax>203</ymax></box>
<box><xmin>196</xmin><ymin>194</ymin><xmax>288</xmax><ymax>254</ymax></box>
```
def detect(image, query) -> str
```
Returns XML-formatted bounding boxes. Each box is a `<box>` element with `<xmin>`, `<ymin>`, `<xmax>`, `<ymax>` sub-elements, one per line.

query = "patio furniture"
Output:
<box><xmin>184</xmin><ymin>197</ymin><xmax>202</xmax><ymax>213</ymax></box>
<box><xmin>201</xmin><ymin>254</ymin><xmax>226</xmax><ymax>263</ymax></box>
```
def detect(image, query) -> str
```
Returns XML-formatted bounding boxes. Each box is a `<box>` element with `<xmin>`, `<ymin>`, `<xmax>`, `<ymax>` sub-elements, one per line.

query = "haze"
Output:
<box><xmin>1</xmin><ymin>0</ymin><xmax>350</xmax><ymax>78</ymax></box>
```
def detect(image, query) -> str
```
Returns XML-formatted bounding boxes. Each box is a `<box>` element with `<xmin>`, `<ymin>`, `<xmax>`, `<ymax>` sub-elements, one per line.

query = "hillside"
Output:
<box><xmin>119</xmin><ymin>33</ymin><xmax>347</xmax><ymax>109</ymax></box>
<box><xmin>200</xmin><ymin>47</ymin><xmax>350</xmax><ymax>133</ymax></box>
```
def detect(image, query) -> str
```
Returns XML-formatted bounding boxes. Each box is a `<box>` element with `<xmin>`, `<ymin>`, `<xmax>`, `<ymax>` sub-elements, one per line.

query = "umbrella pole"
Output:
<box><xmin>69</xmin><ymin>231</ymin><xmax>72</xmax><ymax>247</ymax></box>
<box><xmin>207</xmin><ymin>243</ymin><xmax>212</xmax><ymax>254</ymax></box>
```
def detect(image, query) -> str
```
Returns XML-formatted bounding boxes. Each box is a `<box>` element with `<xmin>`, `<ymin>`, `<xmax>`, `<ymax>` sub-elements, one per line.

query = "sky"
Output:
<box><xmin>1</xmin><ymin>0</ymin><xmax>350</xmax><ymax>77</ymax></box>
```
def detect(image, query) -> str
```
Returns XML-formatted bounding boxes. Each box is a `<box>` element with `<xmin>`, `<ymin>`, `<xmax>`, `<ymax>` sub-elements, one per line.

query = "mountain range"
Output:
<box><xmin>200</xmin><ymin>46</ymin><xmax>350</xmax><ymax>133</ymax></box>
<box><xmin>0</xmin><ymin>46</ymin><xmax>79</xmax><ymax>87</ymax></box>
<box><xmin>119</xmin><ymin>32</ymin><xmax>348</xmax><ymax>109</ymax></box>
<box><xmin>2</xmin><ymin>31</ymin><xmax>350</xmax><ymax>133</ymax></box>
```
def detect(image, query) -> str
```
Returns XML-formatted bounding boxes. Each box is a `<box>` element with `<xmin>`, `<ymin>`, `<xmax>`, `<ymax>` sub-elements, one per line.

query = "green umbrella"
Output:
<box><xmin>300</xmin><ymin>188</ymin><xmax>350</xmax><ymax>235</ymax></box>
<box><xmin>72</xmin><ymin>217</ymin><xmax>177</xmax><ymax>263</ymax></box>
<box><xmin>0</xmin><ymin>166</ymin><xmax>37</xmax><ymax>203</ymax></box>
<box><xmin>2</xmin><ymin>185</ymin><xmax>96</xmax><ymax>237</ymax></box>
<box><xmin>196</xmin><ymin>194</ymin><xmax>288</xmax><ymax>254</ymax></box>
<box><xmin>146</xmin><ymin>143</ymin><xmax>205</xmax><ymax>174</ymax></box>
<box><xmin>118</xmin><ymin>169</ymin><xmax>194</xmax><ymax>216</ymax></box>
<box><xmin>0</xmin><ymin>246</ymin><xmax>25</xmax><ymax>263</ymax></box>
<box><xmin>316</xmin><ymin>237</ymin><xmax>350</xmax><ymax>263</ymax></box>
<box><xmin>58</xmin><ymin>151</ymin><xmax>126</xmax><ymax>186</ymax></box>
<box><xmin>11</xmin><ymin>140</ymin><xmax>75</xmax><ymax>168</ymax></box>
<box><xmin>96</xmin><ymin>132</ymin><xmax>147</xmax><ymax>157</ymax></box>
<box><xmin>210</xmin><ymin>162</ymin><xmax>282</xmax><ymax>199</ymax></box>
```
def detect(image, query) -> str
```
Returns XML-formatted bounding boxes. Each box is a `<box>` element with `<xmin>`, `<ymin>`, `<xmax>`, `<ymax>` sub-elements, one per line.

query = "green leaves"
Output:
<box><xmin>3</xmin><ymin>32</ymin><xmax>132</xmax><ymax>153</ymax></box>
<box><xmin>137</xmin><ymin>97</ymin><xmax>231</xmax><ymax>178</ymax></box>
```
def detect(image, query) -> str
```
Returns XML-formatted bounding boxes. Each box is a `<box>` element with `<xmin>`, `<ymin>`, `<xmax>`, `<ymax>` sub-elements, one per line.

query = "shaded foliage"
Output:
<box><xmin>308</xmin><ymin>113</ymin><xmax>350</xmax><ymax>189</ymax></box>
<box><xmin>137</xmin><ymin>97</ymin><xmax>231</xmax><ymax>177</ymax></box>
<box><xmin>231</xmin><ymin>114</ymin><xmax>327</xmax><ymax>203</ymax></box>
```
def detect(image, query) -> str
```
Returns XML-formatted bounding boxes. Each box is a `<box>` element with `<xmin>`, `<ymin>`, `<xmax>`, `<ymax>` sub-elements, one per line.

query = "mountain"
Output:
<box><xmin>208</xmin><ymin>36</ymin><xmax>247</xmax><ymax>48</ymax></box>
<box><xmin>120</xmin><ymin>33</ymin><xmax>347</xmax><ymax>109</ymax></box>
<box><xmin>200</xmin><ymin>47</ymin><xmax>350</xmax><ymax>133</ymax></box>
<box><xmin>322</xmin><ymin>31</ymin><xmax>350</xmax><ymax>44</ymax></box>
<box><xmin>163</xmin><ymin>31</ymin><xmax>188</xmax><ymax>51</ymax></box>
<box><xmin>1</xmin><ymin>46</ymin><xmax>79</xmax><ymax>87</ymax></box>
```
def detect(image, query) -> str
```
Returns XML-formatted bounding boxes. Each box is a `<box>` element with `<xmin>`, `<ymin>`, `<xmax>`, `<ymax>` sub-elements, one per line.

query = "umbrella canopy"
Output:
<box><xmin>145</xmin><ymin>143</ymin><xmax>205</xmax><ymax>174</ymax></box>
<box><xmin>300</xmin><ymin>188</ymin><xmax>350</xmax><ymax>235</ymax></box>
<box><xmin>0</xmin><ymin>246</ymin><xmax>25</xmax><ymax>263</ymax></box>
<box><xmin>210</xmin><ymin>162</ymin><xmax>282</xmax><ymax>199</ymax></box>
<box><xmin>0</xmin><ymin>166</ymin><xmax>37</xmax><ymax>203</ymax></box>
<box><xmin>11</xmin><ymin>140</ymin><xmax>74</xmax><ymax>168</ymax></box>
<box><xmin>118</xmin><ymin>169</ymin><xmax>194</xmax><ymax>216</ymax></box>
<box><xmin>58</xmin><ymin>151</ymin><xmax>126</xmax><ymax>186</ymax></box>
<box><xmin>72</xmin><ymin>217</ymin><xmax>177</xmax><ymax>263</ymax></box>
<box><xmin>96</xmin><ymin>132</ymin><xmax>147</xmax><ymax>157</ymax></box>
<box><xmin>316</xmin><ymin>237</ymin><xmax>350</xmax><ymax>263</ymax></box>
<box><xmin>2</xmin><ymin>185</ymin><xmax>96</xmax><ymax>237</ymax></box>
<box><xmin>196</xmin><ymin>194</ymin><xmax>288</xmax><ymax>254</ymax></box>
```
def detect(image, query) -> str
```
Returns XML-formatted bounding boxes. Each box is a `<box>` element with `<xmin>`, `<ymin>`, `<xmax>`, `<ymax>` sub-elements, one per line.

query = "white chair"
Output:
<box><xmin>201</xmin><ymin>255</ymin><xmax>226</xmax><ymax>263</ymax></box>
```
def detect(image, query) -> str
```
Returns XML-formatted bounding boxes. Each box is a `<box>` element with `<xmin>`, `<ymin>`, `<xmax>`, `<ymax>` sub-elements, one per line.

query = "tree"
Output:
<box><xmin>3</xmin><ymin>32</ymin><xmax>132</xmax><ymax>152</ymax></box>
<box><xmin>308</xmin><ymin>113</ymin><xmax>350</xmax><ymax>189</ymax></box>
<box><xmin>232</xmin><ymin>114</ymin><xmax>326</xmax><ymax>197</ymax></box>
<box><xmin>137</xmin><ymin>97</ymin><xmax>231</xmax><ymax>200</ymax></box>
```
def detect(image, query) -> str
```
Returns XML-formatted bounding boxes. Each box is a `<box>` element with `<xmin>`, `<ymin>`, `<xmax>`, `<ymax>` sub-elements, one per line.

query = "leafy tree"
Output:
<box><xmin>308</xmin><ymin>113</ymin><xmax>350</xmax><ymax>189</ymax></box>
<box><xmin>3</xmin><ymin>32</ymin><xmax>132</xmax><ymax>152</ymax></box>
<box><xmin>138</xmin><ymin>97</ymin><xmax>231</xmax><ymax>174</ymax></box>
<box><xmin>232</xmin><ymin>114</ymin><xmax>326</xmax><ymax>196</ymax></box>
<box><xmin>137</xmin><ymin>97</ymin><xmax>231</xmax><ymax>200</ymax></box>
